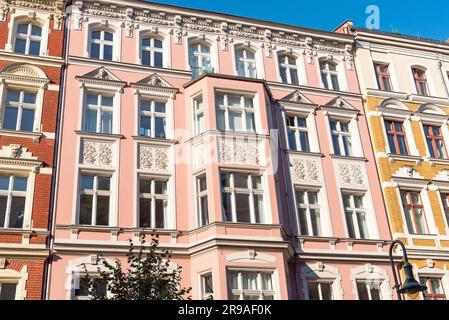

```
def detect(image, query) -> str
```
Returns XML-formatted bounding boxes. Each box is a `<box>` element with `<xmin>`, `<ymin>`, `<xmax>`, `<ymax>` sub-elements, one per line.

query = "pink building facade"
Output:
<box><xmin>47</xmin><ymin>0</ymin><xmax>396</xmax><ymax>300</ymax></box>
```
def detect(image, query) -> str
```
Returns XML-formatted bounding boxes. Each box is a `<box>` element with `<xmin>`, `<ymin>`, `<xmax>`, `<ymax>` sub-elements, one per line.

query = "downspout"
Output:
<box><xmin>43</xmin><ymin>2</ymin><xmax>72</xmax><ymax>300</ymax></box>
<box><xmin>437</xmin><ymin>54</ymin><xmax>449</xmax><ymax>99</ymax></box>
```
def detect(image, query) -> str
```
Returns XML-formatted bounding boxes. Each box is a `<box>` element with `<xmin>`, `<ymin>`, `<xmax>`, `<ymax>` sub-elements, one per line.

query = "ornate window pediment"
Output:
<box><xmin>75</xmin><ymin>67</ymin><xmax>126</xmax><ymax>89</ymax></box>
<box><xmin>0</xmin><ymin>144</ymin><xmax>42</xmax><ymax>169</ymax></box>
<box><xmin>0</xmin><ymin>63</ymin><xmax>49</xmax><ymax>88</ymax></box>
<box><xmin>279</xmin><ymin>90</ymin><xmax>316</xmax><ymax>112</ymax></box>
<box><xmin>131</xmin><ymin>73</ymin><xmax>178</xmax><ymax>97</ymax></box>
<box><xmin>323</xmin><ymin>96</ymin><xmax>357</xmax><ymax>113</ymax></box>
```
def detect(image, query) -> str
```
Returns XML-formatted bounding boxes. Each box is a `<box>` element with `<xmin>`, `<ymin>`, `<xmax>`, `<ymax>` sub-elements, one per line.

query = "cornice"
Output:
<box><xmin>0</xmin><ymin>0</ymin><xmax>67</xmax><ymax>27</ymax></box>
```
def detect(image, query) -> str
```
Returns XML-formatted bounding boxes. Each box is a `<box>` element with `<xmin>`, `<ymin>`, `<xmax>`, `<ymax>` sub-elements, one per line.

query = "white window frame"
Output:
<box><xmin>82</xmin><ymin>92</ymin><xmax>115</xmax><ymax>134</ymax></box>
<box><xmin>294</xmin><ymin>188</ymin><xmax>322</xmax><ymax>236</ymax></box>
<box><xmin>305</xmin><ymin>280</ymin><xmax>334</xmax><ymax>300</ymax></box>
<box><xmin>136</xmin><ymin>29</ymin><xmax>170</xmax><ymax>68</ymax></box>
<box><xmin>188</xmin><ymin>39</ymin><xmax>212</xmax><ymax>78</ymax></box>
<box><xmin>351</xmin><ymin>265</ymin><xmax>392</xmax><ymax>300</ymax></box>
<box><xmin>329</xmin><ymin>118</ymin><xmax>353</xmax><ymax>156</ymax></box>
<box><xmin>300</xmin><ymin>263</ymin><xmax>343</xmax><ymax>300</ymax></box>
<box><xmin>195</xmin><ymin>174</ymin><xmax>209</xmax><ymax>227</ymax></box>
<box><xmin>0</xmin><ymin>266</ymin><xmax>28</xmax><ymax>300</ymax></box>
<box><xmin>342</xmin><ymin>192</ymin><xmax>370</xmax><ymax>239</ymax></box>
<box><xmin>137</xmin><ymin>176</ymin><xmax>169</xmax><ymax>229</ymax></box>
<box><xmin>286</xmin><ymin>114</ymin><xmax>310</xmax><ymax>152</ymax></box>
<box><xmin>192</xmin><ymin>93</ymin><xmax>205</xmax><ymax>136</ymax></box>
<box><xmin>277</xmin><ymin>53</ymin><xmax>300</xmax><ymax>85</ymax></box>
<box><xmin>77</xmin><ymin>173</ymin><xmax>112</xmax><ymax>227</ymax></box>
<box><xmin>233</xmin><ymin>43</ymin><xmax>265</xmax><ymax>79</ymax></box>
<box><xmin>227</xmin><ymin>270</ymin><xmax>276</xmax><ymax>300</ymax></box>
<box><xmin>198</xmin><ymin>270</ymin><xmax>214</xmax><ymax>300</ymax></box>
<box><xmin>139</xmin><ymin>36</ymin><xmax>164</xmax><ymax>68</ymax></box>
<box><xmin>319</xmin><ymin>60</ymin><xmax>340</xmax><ymax>91</ymax></box>
<box><xmin>0</xmin><ymin>175</ymin><xmax>29</xmax><ymax>229</ymax></box>
<box><xmin>221</xmin><ymin>172</ymin><xmax>266</xmax><ymax>224</ymax></box>
<box><xmin>138</xmin><ymin>98</ymin><xmax>167</xmax><ymax>139</ymax></box>
<box><xmin>215</xmin><ymin>92</ymin><xmax>258</xmax><ymax>133</ymax></box>
<box><xmin>89</xmin><ymin>28</ymin><xmax>114</xmax><ymax>61</ymax></box>
<box><xmin>13</xmin><ymin>22</ymin><xmax>42</xmax><ymax>56</ymax></box>
<box><xmin>84</xmin><ymin>21</ymin><xmax>121</xmax><ymax>62</ymax></box>
<box><xmin>7</xmin><ymin>13</ymin><xmax>50</xmax><ymax>56</ymax></box>
<box><xmin>2</xmin><ymin>89</ymin><xmax>37</xmax><ymax>132</ymax></box>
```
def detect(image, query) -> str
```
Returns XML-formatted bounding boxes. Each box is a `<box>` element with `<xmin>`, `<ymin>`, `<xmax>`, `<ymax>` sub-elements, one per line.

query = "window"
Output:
<box><xmin>139</xmin><ymin>99</ymin><xmax>166</xmax><ymax>138</ymax></box>
<box><xmin>320</xmin><ymin>61</ymin><xmax>340</xmax><ymax>91</ymax></box>
<box><xmin>342</xmin><ymin>193</ymin><xmax>369</xmax><ymax>239</ymax></box>
<box><xmin>216</xmin><ymin>93</ymin><xmax>255</xmax><ymax>132</ymax></box>
<box><xmin>78</xmin><ymin>174</ymin><xmax>111</xmax><ymax>226</ymax></box>
<box><xmin>295</xmin><ymin>190</ymin><xmax>321</xmax><ymax>236</ymax></box>
<box><xmin>193</xmin><ymin>95</ymin><xmax>205</xmax><ymax>135</ymax></box>
<box><xmin>307</xmin><ymin>281</ymin><xmax>333</xmax><ymax>300</ymax></box>
<box><xmin>196</xmin><ymin>176</ymin><xmax>209</xmax><ymax>227</ymax></box>
<box><xmin>14</xmin><ymin>23</ymin><xmax>41</xmax><ymax>56</ymax></box>
<box><xmin>440</xmin><ymin>193</ymin><xmax>449</xmax><ymax>228</ymax></box>
<box><xmin>3</xmin><ymin>89</ymin><xmax>36</xmax><ymax>132</ymax></box>
<box><xmin>200</xmin><ymin>273</ymin><xmax>214</xmax><ymax>300</ymax></box>
<box><xmin>356</xmin><ymin>281</ymin><xmax>381</xmax><ymax>300</ymax></box>
<box><xmin>83</xmin><ymin>93</ymin><xmax>114</xmax><ymax>134</ymax></box>
<box><xmin>420</xmin><ymin>277</ymin><xmax>445</xmax><ymax>300</ymax></box>
<box><xmin>400</xmin><ymin>191</ymin><xmax>428</xmax><ymax>234</ymax></box>
<box><xmin>74</xmin><ymin>276</ymin><xmax>107</xmax><ymax>300</ymax></box>
<box><xmin>221</xmin><ymin>173</ymin><xmax>264</xmax><ymax>224</ymax></box>
<box><xmin>286</xmin><ymin>115</ymin><xmax>310</xmax><ymax>152</ymax></box>
<box><xmin>423</xmin><ymin>125</ymin><xmax>447</xmax><ymax>159</ymax></box>
<box><xmin>374</xmin><ymin>63</ymin><xmax>392</xmax><ymax>91</ymax></box>
<box><xmin>330</xmin><ymin>120</ymin><xmax>352</xmax><ymax>156</ymax></box>
<box><xmin>0</xmin><ymin>283</ymin><xmax>17</xmax><ymax>300</ymax></box>
<box><xmin>141</xmin><ymin>37</ymin><xmax>163</xmax><ymax>67</ymax></box>
<box><xmin>235</xmin><ymin>48</ymin><xmax>257</xmax><ymax>78</ymax></box>
<box><xmin>138</xmin><ymin>178</ymin><xmax>167</xmax><ymax>229</ymax></box>
<box><xmin>278</xmin><ymin>54</ymin><xmax>299</xmax><ymax>85</ymax></box>
<box><xmin>384</xmin><ymin>120</ymin><xmax>408</xmax><ymax>155</ymax></box>
<box><xmin>228</xmin><ymin>271</ymin><xmax>274</xmax><ymax>300</ymax></box>
<box><xmin>412</xmin><ymin>68</ymin><xmax>429</xmax><ymax>96</ymax></box>
<box><xmin>189</xmin><ymin>41</ymin><xmax>212</xmax><ymax>79</ymax></box>
<box><xmin>0</xmin><ymin>175</ymin><xmax>27</xmax><ymax>229</ymax></box>
<box><xmin>90</xmin><ymin>30</ymin><xmax>113</xmax><ymax>61</ymax></box>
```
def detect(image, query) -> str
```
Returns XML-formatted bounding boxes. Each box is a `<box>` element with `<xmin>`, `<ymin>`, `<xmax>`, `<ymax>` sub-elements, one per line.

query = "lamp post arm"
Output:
<box><xmin>389</xmin><ymin>240</ymin><xmax>408</xmax><ymax>300</ymax></box>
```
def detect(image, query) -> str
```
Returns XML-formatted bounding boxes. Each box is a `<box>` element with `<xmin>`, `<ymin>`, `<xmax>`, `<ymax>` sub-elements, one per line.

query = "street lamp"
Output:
<box><xmin>389</xmin><ymin>240</ymin><xmax>427</xmax><ymax>300</ymax></box>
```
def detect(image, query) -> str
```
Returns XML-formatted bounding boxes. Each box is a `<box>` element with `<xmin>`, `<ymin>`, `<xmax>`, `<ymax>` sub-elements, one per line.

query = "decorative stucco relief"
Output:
<box><xmin>291</xmin><ymin>158</ymin><xmax>320</xmax><ymax>184</ymax></box>
<box><xmin>139</xmin><ymin>144</ymin><xmax>169</xmax><ymax>172</ymax></box>
<box><xmin>336</xmin><ymin>161</ymin><xmax>367</xmax><ymax>188</ymax></box>
<box><xmin>81</xmin><ymin>140</ymin><xmax>113</xmax><ymax>167</ymax></box>
<box><xmin>218</xmin><ymin>139</ymin><xmax>260</xmax><ymax>166</ymax></box>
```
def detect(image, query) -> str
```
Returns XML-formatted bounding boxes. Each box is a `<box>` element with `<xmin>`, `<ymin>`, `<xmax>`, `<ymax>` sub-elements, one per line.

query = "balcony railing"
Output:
<box><xmin>191</xmin><ymin>66</ymin><xmax>215</xmax><ymax>79</ymax></box>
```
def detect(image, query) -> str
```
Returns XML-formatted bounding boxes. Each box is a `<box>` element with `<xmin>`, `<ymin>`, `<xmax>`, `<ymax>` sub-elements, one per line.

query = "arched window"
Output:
<box><xmin>189</xmin><ymin>40</ymin><xmax>212</xmax><ymax>78</ymax></box>
<box><xmin>319</xmin><ymin>60</ymin><xmax>340</xmax><ymax>91</ymax></box>
<box><xmin>412</xmin><ymin>67</ymin><xmax>429</xmax><ymax>96</ymax></box>
<box><xmin>141</xmin><ymin>37</ymin><xmax>163</xmax><ymax>67</ymax></box>
<box><xmin>278</xmin><ymin>54</ymin><xmax>299</xmax><ymax>85</ymax></box>
<box><xmin>90</xmin><ymin>29</ymin><xmax>114</xmax><ymax>61</ymax></box>
<box><xmin>14</xmin><ymin>22</ymin><xmax>42</xmax><ymax>56</ymax></box>
<box><xmin>235</xmin><ymin>47</ymin><xmax>257</xmax><ymax>78</ymax></box>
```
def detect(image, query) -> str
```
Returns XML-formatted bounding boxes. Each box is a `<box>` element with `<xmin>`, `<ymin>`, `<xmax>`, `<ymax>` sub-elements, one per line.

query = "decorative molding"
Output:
<box><xmin>280</xmin><ymin>90</ymin><xmax>314</xmax><ymax>104</ymax></box>
<box><xmin>0</xmin><ymin>258</ymin><xmax>6</xmax><ymax>269</ymax></box>
<box><xmin>131</xmin><ymin>73</ymin><xmax>178</xmax><ymax>97</ymax></box>
<box><xmin>291</xmin><ymin>158</ymin><xmax>320</xmax><ymax>184</ymax></box>
<box><xmin>225</xmin><ymin>250</ymin><xmax>276</xmax><ymax>263</ymax></box>
<box><xmin>392</xmin><ymin>165</ymin><xmax>425</xmax><ymax>180</ymax></box>
<box><xmin>344</xmin><ymin>44</ymin><xmax>354</xmax><ymax>70</ymax></box>
<box><xmin>192</xmin><ymin>143</ymin><xmax>205</xmax><ymax>168</ymax></box>
<box><xmin>139</xmin><ymin>144</ymin><xmax>169</xmax><ymax>172</ymax></box>
<box><xmin>81</xmin><ymin>140</ymin><xmax>114</xmax><ymax>167</ymax></box>
<box><xmin>0</xmin><ymin>144</ymin><xmax>42</xmax><ymax>169</ymax></box>
<box><xmin>337</xmin><ymin>161</ymin><xmax>366</xmax><ymax>188</ymax></box>
<box><xmin>6</xmin><ymin>0</ymin><xmax>65</xmax><ymax>15</ymax></box>
<box><xmin>432</xmin><ymin>169</ymin><xmax>449</xmax><ymax>183</ymax></box>
<box><xmin>76</xmin><ymin>67</ymin><xmax>126</xmax><ymax>89</ymax></box>
<box><xmin>218</xmin><ymin>138</ymin><xmax>260</xmax><ymax>166</ymax></box>
<box><xmin>0</xmin><ymin>64</ymin><xmax>49</xmax><ymax>87</ymax></box>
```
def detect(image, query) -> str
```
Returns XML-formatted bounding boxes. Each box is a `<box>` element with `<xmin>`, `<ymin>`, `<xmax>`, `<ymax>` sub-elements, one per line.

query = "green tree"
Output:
<box><xmin>82</xmin><ymin>233</ymin><xmax>191</xmax><ymax>300</ymax></box>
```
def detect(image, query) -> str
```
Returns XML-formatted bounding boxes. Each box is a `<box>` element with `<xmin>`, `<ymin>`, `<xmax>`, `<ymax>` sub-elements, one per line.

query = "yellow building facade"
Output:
<box><xmin>352</xmin><ymin>27</ymin><xmax>449</xmax><ymax>300</ymax></box>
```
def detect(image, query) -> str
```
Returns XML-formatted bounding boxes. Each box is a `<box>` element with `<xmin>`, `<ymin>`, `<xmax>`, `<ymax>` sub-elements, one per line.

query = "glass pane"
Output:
<box><xmin>254</xmin><ymin>195</ymin><xmax>264</xmax><ymax>224</ymax></box>
<box><xmin>331</xmin><ymin>75</ymin><xmax>339</xmax><ymax>91</ymax></box>
<box><xmin>102</xmin><ymin>96</ymin><xmax>113</xmax><ymax>107</ymax></box>
<box><xmin>139</xmin><ymin>179</ymin><xmax>151</xmax><ymax>194</ymax></box>
<box><xmin>343</xmin><ymin>136</ymin><xmax>352</xmax><ymax>156</ymax></box>
<box><xmin>90</xmin><ymin>43</ymin><xmax>100</xmax><ymax>59</ymax></box>
<box><xmin>246</xmin><ymin>113</ymin><xmax>255</xmax><ymax>132</ymax></box>
<box><xmin>201</xmin><ymin>45</ymin><xmax>210</xmax><ymax>54</ymax></box>
<box><xmin>79</xmin><ymin>194</ymin><xmax>93</xmax><ymax>225</ymax></box>
<box><xmin>0</xmin><ymin>196</ymin><xmax>8</xmax><ymax>228</ymax></box>
<box><xmin>6</xmin><ymin>90</ymin><xmax>20</xmax><ymax>102</ymax></box>
<box><xmin>310</xmin><ymin>209</ymin><xmax>321</xmax><ymax>236</ymax></box>
<box><xmin>252</xmin><ymin>176</ymin><xmax>262</xmax><ymax>189</ymax></box>
<box><xmin>142</xmin><ymin>50</ymin><xmax>151</xmax><ymax>66</ymax></box>
<box><xmin>203</xmin><ymin>274</ymin><xmax>213</xmax><ymax>294</ymax></box>
<box><xmin>288</xmin><ymin>130</ymin><xmax>297</xmax><ymax>151</ymax></box>
<box><xmin>155</xmin><ymin>199</ymin><xmax>165</xmax><ymax>228</ymax></box>
<box><xmin>97</xmin><ymin>177</ymin><xmax>110</xmax><ymax>191</ymax></box>
<box><xmin>248</xmin><ymin>62</ymin><xmax>257</xmax><ymax>78</ymax></box>
<box><xmin>307</xmin><ymin>283</ymin><xmax>320</xmax><ymax>300</ymax></box>
<box><xmin>244</xmin><ymin>98</ymin><xmax>254</xmax><ymax>108</ymax></box>
<box><xmin>229</xmin><ymin>111</ymin><xmax>243</xmax><ymax>131</ymax></box>
<box><xmin>14</xmin><ymin>39</ymin><xmax>26</xmax><ymax>54</ymax></box>
<box><xmin>200</xmin><ymin>195</ymin><xmax>209</xmax><ymax>226</ymax></box>
<box><xmin>20</xmin><ymin>108</ymin><xmax>35</xmax><ymax>131</ymax></box>
<box><xmin>96</xmin><ymin>196</ymin><xmax>110</xmax><ymax>226</ymax></box>
<box><xmin>140</xmin><ymin>115</ymin><xmax>151</xmax><ymax>137</ymax></box>
<box><xmin>139</xmin><ymin>198</ymin><xmax>151</xmax><ymax>228</ymax></box>
<box><xmin>321</xmin><ymin>283</ymin><xmax>333</xmax><ymax>300</ymax></box>
<box><xmin>370</xmin><ymin>287</ymin><xmax>381</xmax><ymax>300</ymax></box>
<box><xmin>91</xmin><ymin>31</ymin><xmax>101</xmax><ymax>39</ymax></box>
<box><xmin>24</xmin><ymin>93</ymin><xmax>36</xmax><ymax>104</ymax></box>
<box><xmin>17</xmin><ymin>24</ymin><xmax>28</xmax><ymax>34</ymax></box>
<box><xmin>354</xmin><ymin>196</ymin><xmax>364</xmax><ymax>209</ymax></box>
<box><xmin>8</xmin><ymin>196</ymin><xmax>25</xmax><ymax>228</ymax></box>
<box><xmin>80</xmin><ymin>175</ymin><xmax>94</xmax><ymax>190</ymax></box>
<box><xmin>29</xmin><ymin>41</ymin><xmax>40</xmax><ymax>56</ymax></box>
<box><xmin>332</xmin><ymin>134</ymin><xmax>341</xmax><ymax>155</ymax></box>
<box><xmin>308</xmin><ymin>192</ymin><xmax>318</xmax><ymax>204</ymax></box>
<box><xmin>155</xmin><ymin>117</ymin><xmax>166</xmax><ymax>138</ymax></box>
<box><xmin>216</xmin><ymin>110</ymin><xmax>225</xmax><ymax>130</ymax></box>
<box><xmin>414</xmin><ymin>208</ymin><xmax>427</xmax><ymax>234</ymax></box>
<box><xmin>430</xmin><ymin>279</ymin><xmax>443</xmax><ymax>294</ymax></box>
<box><xmin>262</xmin><ymin>274</ymin><xmax>272</xmax><ymax>291</ymax></box>
<box><xmin>356</xmin><ymin>212</ymin><xmax>369</xmax><ymax>239</ymax></box>
<box><xmin>234</xmin><ymin>174</ymin><xmax>248</xmax><ymax>188</ymax></box>
<box><xmin>103</xmin><ymin>45</ymin><xmax>113</xmax><ymax>61</ymax></box>
<box><xmin>104</xmin><ymin>32</ymin><xmax>113</xmax><ymax>41</ymax></box>
<box><xmin>154</xmin><ymin>39</ymin><xmax>163</xmax><ymax>48</ymax></box>
<box><xmin>154</xmin><ymin>52</ymin><xmax>163</xmax><ymax>67</ymax></box>
<box><xmin>155</xmin><ymin>102</ymin><xmax>165</xmax><ymax>113</ymax></box>
<box><xmin>235</xmin><ymin>194</ymin><xmax>250</xmax><ymax>223</ymax></box>
<box><xmin>345</xmin><ymin>211</ymin><xmax>355</xmax><ymax>238</ymax></box>
<box><xmin>298</xmin><ymin>208</ymin><xmax>308</xmax><ymax>235</ymax></box>
<box><xmin>0</xmin><ymin>283</ymin><xmax>17</xmax><ymax>300</ymax></box>
<box><xmin>357</xmin><ymin>282</ymin><xmax>369</xmax><ymax>300</ymax></box>
<box><xmin>154</xmin><ymin>181</ymin><xmax>167</xmax><ymax>194</ymax></box>
<box><xmin>397</xmin><ymin>136</ymin><xmax>408</xmax><ymax>155</ymax></box>
<box><xmin>300</xmin><ymin>131</ymin><xmax>310</xmax><ymax>152</ymax></box>
<box><xmin>13</xmin><ymin>177</ymin><xmax>27</xmax><ymax>191</ymax></box>
<box><xmin>3</xmin><ymin>107</ymin><xmax>18</xmax><ymax>130</ymax></box>
<box><xmin>222</xmin><ymin>193</ymin><xmax>232</xmax><ymax>222</ymax></box>
<box><xmin>228</xmin><ymin>96</ymin><xmax>240</xmax><ymax>106</ymax></box>
<box><xmin>403</xmin><ymin>208</ymin><xmax>415</xmax><ymax>234</ymax></box>
<box><xmin>279</xmin><ymin>66</ymin><xmax>287</xmax><ymax>83</ymax></box>
<box><xmin>140</xmin><ymin>100</ymin><xmax>151</xmax><ymax>112</ymax></box>
<box><xmin>142</xmin><ymin>38</ymin><xmax>151</xmax><ymax>47</ymax></box>
<box><xmin>100</xmin><ymin>111</ymin><xmax>112</xmax><ymax>134</ymax></box>
<box><xmin>243</xmin><ymin>273</ymin><xmax>257</xmax><ymax>290</ymax></box>
<box><xmin>198</xmin><ymin>177</ymin><xmax>207</xmax><ymax>192</ymax></box>
<box><xmin>0</xmin><ymin>176</ymin><xmax>8</xmax><ymax>190</ymax></box>
<box><xmin>236</xmin><ymin>60</ymin><xmax>245</xmax><ymax>77</ymax></box>
<box><xmin>220</xmin><ymin>173</ymin><xmax>230</xmax><ymax>188</ymax></box>
<box><xmin>84</xmin><ymin>108</ymin><xmax>97</xmax><ymax>132</ymax></box>
<box><xmin>321</xmin><ymin>72</ymin><xmax>329</xmax><ymax>89</ymax></box>
<box><xmin>290</xmin><ymin>69</ymin><xmax>299</xmax><ymax>85</ymax></box>
<box><xmin>31</xmin><ymin>25</ymin><xmax>41</xmax><ymax>36</ymax></box>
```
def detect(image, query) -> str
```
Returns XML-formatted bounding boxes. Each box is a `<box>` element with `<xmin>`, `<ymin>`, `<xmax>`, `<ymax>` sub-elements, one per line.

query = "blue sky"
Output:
<box><xmin>148</xmin><ymin>0</ymin><xmax>448</xmax><ymax>41</ymax></box>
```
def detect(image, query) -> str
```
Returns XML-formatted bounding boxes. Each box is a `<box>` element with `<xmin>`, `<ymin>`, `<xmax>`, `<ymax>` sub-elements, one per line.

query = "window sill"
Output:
<box><xmin>330</xmin><ymin>154</ymin><xmax>367</xmax><ymax>162</ymax></box>
<box><xmin>59</xmin><ymin>225</ymin><xmax>121</xmax><ymax>232</ymax></box>
<box><xmin>0</xmin><ymin>228</ymin><xmax>48</xmax><ymax>235</ymax></box>
<box><xmin>0</xmin><ymin>129</ymin><xmax>43</xmax><ymax>142</ymax></box>
<box><xmin>286</xmin><ymin>150</ymin><xmax>324</xmax><ymax>158</ymax></box>
<box><xmin>408</xmin><ymin>94</ymin><xmax>449</xmax><ymax>105</ymax></box>
<box><xmin>426</xmin><ymin>157</ymin><xmax>449</xmax><ymax>167</ymax></box>
<box><xmin>75</xmin><ymin>130</ymin><xmax>124</xmax><ymax>140</ymax></box>
<box><xmin>132</xmin><ymin>136</ymin><xmax>178</xmax><ymax>144</ymax></box>
<box><xmin>386</xmin><ymin>153</ymin><xmax>423</xmax><ymax>164</ymax></box>
<box><xmin>365</xmin><ymin>88</ymin><xmax>408</xmax><ymax>100</ymax></box>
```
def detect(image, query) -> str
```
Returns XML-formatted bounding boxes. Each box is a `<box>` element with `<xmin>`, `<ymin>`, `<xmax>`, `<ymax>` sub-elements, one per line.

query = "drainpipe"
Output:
<box><xmin>437</xmin><ymin>54</ymin><xmax>449</xmax><ymax>99</ymax></box>
<box><xmin>43</xmin><ymin>2</ymin><xmax>72</xmax><ymax>300</ymax></box>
